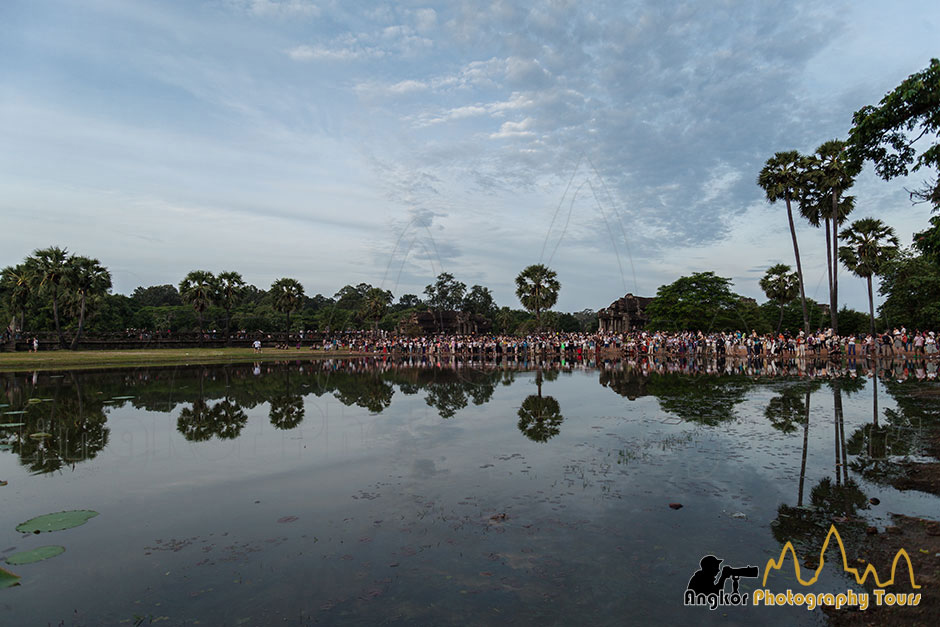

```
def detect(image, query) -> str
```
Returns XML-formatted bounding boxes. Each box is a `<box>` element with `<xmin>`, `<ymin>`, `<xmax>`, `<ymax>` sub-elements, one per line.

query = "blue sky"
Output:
<box><xmin>1</xmin><ymin>0</ymin><xmax>937</xmax><ymax>314</ymax></box>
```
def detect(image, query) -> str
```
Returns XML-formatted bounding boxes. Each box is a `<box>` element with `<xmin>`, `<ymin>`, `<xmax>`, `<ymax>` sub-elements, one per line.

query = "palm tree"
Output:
<box><xmin>65</xmin><ymin>256</ymin><xmax>112</xmax><ymax>350</ymax></box>
<box><xmin>179</xmin><ymin>270</ymin><xmax>219</xmax><ymax>333</ymax></box>
<box><xmin>810</xmin><ymin>140</ymin><xmax>859</xmax><ymax>333</ymax></box>
<box><xmin>838</xmin><ymin>218</ymin><xmax>900</xmax><ymax>337</ymax></box>
<box><xmin>31</xmin><ymin>246</ymin><xmax>70</xmax><ymax>346</ymax></box>
<box><xmin>758</xmin><ymin>152</ymin><xmax>810</xmax><ymax>334</ymax></box>
<box><xmin>362</xmin><ymin>287</ymin><xmax>392</xmax><ymax>333</ymax></box>
<box><xmin>759</xmin><ymin>264</ymin><xmax>799</xmax><ymax>333</ymax></box>
<box><xmin>515</xmin><ymin>264</ymin><xmax>560</xmax><ymax>331</ymax></box>
<box><xmin>270</xmin><ymin>277</ymin><xmax>305</xmax><ymax>336</ymax></box>
<box><xmin>216</xmin><ymin>271</ymin><xmax>245</xmax><ymax>342</ymax></box>
<box><xmin>1</xmin><ymin>264</ymin><xmax>33</xmax><ymax>334</ymax></box>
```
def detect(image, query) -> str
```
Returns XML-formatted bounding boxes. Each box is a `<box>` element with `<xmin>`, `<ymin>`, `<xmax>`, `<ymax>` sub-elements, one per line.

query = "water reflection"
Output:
<box><xmin>2</xmin><ymin>356</ymin><xmax>937</xmax><ymax>477</ymax></box>
<box><xmin>517</xmin><ymin>370</ymin><xmax>564</xmax><ymax>443</ymax></box>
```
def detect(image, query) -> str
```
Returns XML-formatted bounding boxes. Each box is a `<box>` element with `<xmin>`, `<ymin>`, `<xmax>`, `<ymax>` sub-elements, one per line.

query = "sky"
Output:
<box><xmin>1</xmin><ymin>0</ymin><xmax>937</xmax><ymax>315</ymax></box>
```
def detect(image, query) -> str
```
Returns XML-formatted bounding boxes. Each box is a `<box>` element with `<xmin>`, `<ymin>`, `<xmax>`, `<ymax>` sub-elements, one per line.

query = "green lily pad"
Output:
<box><xmin>29</xmin><ymin>433</ymin><xmax>52</xmax><ymax>439</ymax></box>
<box><xmin>0</xmin><ymin>566</ymin><xmax>20</xmax><ymax>589</ymax></box>
<box><xmin>111</xmin><ymin>396</ymin><xmax>135</xmax><ymax>400</ymax></box>
<box><xmin>0</xmin><ymin>423</ymin><xmax>25</xmax><ymax>428</ymax></box>
<box><xmin>0</xmin><ymin>481</ymin><xmax>7</xmax><ymax>487</ymax></box>
<box><xmin>16</xmin><ymin>510</ymin><xmax>99</xmax><ymax>534</ymax></box>
<box><xmin>2</xmin><ymin>411</ymin><xmax>27</xmax><ymax>415</ymax></box>
<box><xmin>5</xmin><ymin>546</ymin><xmax>65</xmax><ymax>566</ymax></box>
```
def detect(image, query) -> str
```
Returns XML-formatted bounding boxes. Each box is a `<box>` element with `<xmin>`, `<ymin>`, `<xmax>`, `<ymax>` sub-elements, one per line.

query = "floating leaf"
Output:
<box><xmin>29</xmin><ymin>433</ymin><xmax>52</xmax><ymax>439</ymax></box>
<box><xmin>2</xmin><ymin>411</ymin><xmax>27</xmax><ymax>415</ymax></box>
<box><xmin>111</xmin><ymin>396</ymin><xmax>135</xmax><ymax>400</ymax></box>
<box><xmin>0</xmin><ymin>481</ymin><xmax>7</xmax><ymax>487</ymax></box>
<box><xmin>16</xmin><ymin>510</ymin><xmax>99</xmax><ymax>533</ymax></box>
<box><xmin>27</xmin><ymin>399</ymin><xmax>42</xmax><ymax>404</ymax></box>
<box><xmin>0</xmin><ymin>423</ymin><xmax>25</xmax><ymax>428</ymax></box>
<box><xmin>5</xmin><ymin>546</ymin><xmax>65</xmax><ymax>565</ymax></box>
<box><xmin>0</xmin><ymin>566</ymin><xmax>20</xmax><ymax>589</ymax></box>
<box><xmin>0</xmin><ymin>445</ymin><xmax>12</xmax><ymax>451</ymax></box>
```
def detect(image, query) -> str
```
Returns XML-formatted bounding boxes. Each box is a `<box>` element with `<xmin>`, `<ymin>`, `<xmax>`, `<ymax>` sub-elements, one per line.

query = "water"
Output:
<box><xmin>0</xmin><ymin>357</ymin><xmax>937</xmax><ymax>625</ymax></box>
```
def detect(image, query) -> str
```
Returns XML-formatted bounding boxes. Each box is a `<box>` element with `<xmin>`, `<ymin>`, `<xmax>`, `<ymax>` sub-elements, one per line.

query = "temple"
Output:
<box><xmin>396</xmin><ymin>311</ymin><xmax>492</xmax><ymax>335</ymax></box>
<box><xmin>597</xmin><ymin>293</ymin><xmax>653</xmax><ymax>333</ymax></box>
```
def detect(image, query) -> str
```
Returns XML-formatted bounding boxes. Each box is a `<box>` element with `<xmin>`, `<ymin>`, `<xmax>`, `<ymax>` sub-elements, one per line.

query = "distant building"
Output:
<box><xmin>597</xmin><ymin>293</ymin><xmax>653</xmax><ymax>333</ymax></box>
<box><xmin>396</xmin><ymin>310</ymin><xmax>492</xmax><ymax>335</ymax></box>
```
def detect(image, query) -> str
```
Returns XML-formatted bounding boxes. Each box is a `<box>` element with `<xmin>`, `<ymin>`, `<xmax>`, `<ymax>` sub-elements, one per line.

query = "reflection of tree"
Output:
<box><xmin>424</xmin><ymin>381</ymin><xmax>468</xmax><ymax>419</ymax></box>
<box><xmin>177</xmin><ymin>370</ymin><xmax>248</xmax><ymax>441</ymax></box>
<box><xmin>2</xmin><ymin>375</ymin><xmax>110</xmax><ymax>474</ymax></box>
<box><xmin>213</xmin><ymin>399</ymin><xmax>248</xmax><ymax>439</ymax></box>
<box><xmin>772</xmin><ymin>477</ymin><xmax>869</xmax><ymax>556</ymax></box>
<box><xmin>269</xmin><ymin>370</ymin><xmax>304</xmax><ymax>430</ymax></box>
<box><xmin>764</xmin><ymin>386</ymin><xmax>810</xmax><ymax>434</ymax></box>
<box><xmin>177</xmin><ymin>398</ymin><xmax>217</xmax><ymax>442</ymax></box>
<box><xmin>270</xmin><ymin>395</ymin><xmax>304</xmax><ymax>430</ymax></box>
<box><xmin>517</xmin><ymin>370</ymin><xmax>564</xmax><ymax>443</ymax></box>
<box><xmin>647</xmin><ymin>374</ymin><xmax>751</xmax><ymax>425</ymax></box>
<box><xmin>332</xmin><ymin>373</ymin><xmax>394</xmax><ymax>414</ymax></box>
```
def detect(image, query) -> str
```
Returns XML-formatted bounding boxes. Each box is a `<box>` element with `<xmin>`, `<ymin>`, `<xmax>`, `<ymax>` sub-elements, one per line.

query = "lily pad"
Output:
<box><xmin>2</xmin><ymin>411</ymin><xmax>27</xmax><ymax>415</ymax></box>
<box><xmin>5</xmin><ymin>546</ymin><xmax>65</xmax><ymax>565</ymax></box>
<box><xmin>16</xmin><ymin>510</ymin><xmax>99</xmax><ymax>534</ymax></box>
<box><xmin>27</xmin><ymin>399</ymin><xmax>42</xmax><ymax>404</ymax></box>
<box><xmin>0</xmin><ymin>481</ymin><xmax>7</xmax><ymax>487</ymax></box>
<box><xmin>0</xmin><ymin>445</ymin><xmax>11</xmax><ymax>451</ymax></box>
<box><xmin>0</xmin><ymin>566</ymin><xmax>20</xmax><ymax>589</ymax></box>
<box><xmin>29</xmin><ymin>433</ymin><xmax>52</xmax><ymax>439</ymax></box>
<box><xmin>0</xmin><ymin>423</ymin><xmax>25</xmax><ymax>428</ymax></box>
<box><xmin>111</xmin><ymin>396</ymin><xmax>135</xmax><ymax>400</ymax></box>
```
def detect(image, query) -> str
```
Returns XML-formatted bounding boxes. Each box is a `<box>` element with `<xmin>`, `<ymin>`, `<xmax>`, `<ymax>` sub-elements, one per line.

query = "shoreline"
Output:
<box><xmin>0</xmin><ymin>345</ymin><xmax>935</xmax><ymax>373</ymax></box>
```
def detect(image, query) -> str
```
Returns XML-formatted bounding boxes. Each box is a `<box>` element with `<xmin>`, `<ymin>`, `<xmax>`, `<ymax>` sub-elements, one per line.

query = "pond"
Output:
<box><xmin>1</xmin><ymin>357</ymin><xmax>938</xmax><ymax>625</ymax></box>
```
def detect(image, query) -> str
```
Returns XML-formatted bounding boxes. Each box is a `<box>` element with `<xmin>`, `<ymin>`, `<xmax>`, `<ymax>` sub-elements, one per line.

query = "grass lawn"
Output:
<box><xmin>0</xmin><ymin>347</ymin><xmax>367</xmax><ymax>373</ymax></box>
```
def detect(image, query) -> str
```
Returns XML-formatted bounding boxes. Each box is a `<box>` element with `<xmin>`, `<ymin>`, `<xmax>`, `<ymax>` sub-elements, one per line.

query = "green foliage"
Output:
<box><xmin>514</xmin><ymin>264</ymin><xmax>560</xmax><ymax>330</ymax></box>
<box><xmin>913</xmin><ymin>214</ymin><xmax>940</xmax><ymax>265</ymax></box>
<box><xmin>270</xmin><ymin>277</ymin><xmax>305</xmax><ymax>333</ymax></box>
<box><xmin>131</xmin><ymin>285</ymin><xmax>182</xmax><ymax>307</ymax></box>
<box><xmin>5</xmin><ymin>546</ymin><xmax>65</xmax><ymax>566</ymax></box>
<box><xmin>878</xmin><ymin>248</ymin><xmax>940</xmax><ymax>330</ymax></box>
<box><xmin>424</xmin><ymin>273</ymin><xmax>466</xmax><ymax>312</ymax></box>
<box><xmin>16</xmin><ymin>510</ymin><xmax>99</xmax><ymax>533</ymax></box>
<box><xmin>848</xmin><ymin>58</ymin><xmax>940</xmax><ymax>210</ymax></box>
<box><xmin>646</xmin><ymin>272</ymin><xmax>749</xmax><ymax>332</ymax></box>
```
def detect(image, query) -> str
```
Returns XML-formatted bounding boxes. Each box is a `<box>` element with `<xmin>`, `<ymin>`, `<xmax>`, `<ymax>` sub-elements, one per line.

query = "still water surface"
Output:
<box><xmin>1</xmin><ymin>357</ymin><xmax>937</xmax><ymax>625</ymax></box>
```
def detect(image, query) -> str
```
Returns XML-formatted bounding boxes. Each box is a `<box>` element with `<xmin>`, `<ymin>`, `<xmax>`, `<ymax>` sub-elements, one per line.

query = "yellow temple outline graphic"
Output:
<box><xmin>764</xmin><ymin>524</ymin><xmax>920</xmax><ymax>589</ymax></box>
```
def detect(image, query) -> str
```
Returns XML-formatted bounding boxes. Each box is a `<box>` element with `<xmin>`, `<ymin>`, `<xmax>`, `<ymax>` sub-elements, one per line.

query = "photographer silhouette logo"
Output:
<box><xmin>684</xmin><ymin>554</ymin><xmax>760</xmax><ymax>610</ymax></box>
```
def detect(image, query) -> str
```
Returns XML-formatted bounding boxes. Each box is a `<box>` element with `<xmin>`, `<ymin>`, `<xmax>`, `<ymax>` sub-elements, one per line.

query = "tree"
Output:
<box><xmin>758</xmin><ymin>152</ymin><xmax>811</xmax><ymax>333</ymax></box>
<box><xmin>838</xmin><ymin>218</ymin><xmax>900</xmax><ymax>336</ymax></box>
<box><xmin>424</xmin><ymin>273</ymin><xmax>466</xmax><ymax>332</ymax></box>
<box><xmin>216</xmin><ymin>271</ymin><xmax>246</xmax><ymax>340</ymax></box>
<box><xmin>1</xmin><ymin>264</ymin><xmax>32</xmax><ymax>333</ymax></box>
<box><xmin>31</xmin><ymin>246</ymin><xmax>70</xmax><ymax>346</ymax></box>
<box><xmin>65</xmin><ymin>256</ymin><xmax>112</xmax><ymax>350</ymax></box>
<box><xmin>179</xmin><ymin>270</ymin><xmax>219</xmax><ymax>333</ymax></box>
<box><xmin>645</xmin><ymin>272</ymin><xmax>739</xmax><ymax>331</ymax></box>
<box><xmin>913</xmin><ymin>215</ymin><xmax>940</xmax><ymax>265</ymax></box>
<box><xmin>131</xmin><ymin>285</ymin><xmax>182</xmax><ymax>307</ymax></box>
<box><xmin>514</xmin><ymin>264</ymin><xmax>560</xmax><ymax>331</ymax></box>
<box><xmin>270</xmin><ymin>277</ymin><xmax>305</xmax><ymax>335</ymax></box>
<box><xmin>803</xmin><ymin>141</ymin><xmax>859</xmax><ymax>333</ymax></box>
<box><xmin>362</xmin><ymin>287</ymin><xmax>393</xmax><ymax>333</ymax></box>
<box><xmin>396</xmin><ymin>294</ymin><xmax>422</xmax><ymax>310</ymax></box>
<box><xmin>462</xmin><ymin>285</ymin><xmax>497</xmax><ymax>319</ymax></box>
<box><xmin>848</xmin><ymin>58</ymin><xmax>940</xmax><ymax>211</ymax></box>
<box><xmin>878</xmin><ymin>248</ymin><xmax>940</xmax><ymax>330</ymax></box>
<box><xmin>759</xmin><ymin>264</ymin><xmax>799</xmax><ymax>333</ymax></box>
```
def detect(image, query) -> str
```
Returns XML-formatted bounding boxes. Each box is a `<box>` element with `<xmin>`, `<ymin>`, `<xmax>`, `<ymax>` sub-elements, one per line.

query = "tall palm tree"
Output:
<box><xmin>65</xmin><ymin>256</ymin><xmax>112</xmax><ymax>350</ymax></box>
<box><xmin>515</xmin><ymin>264</ymin><xmax>560</xmax><ymax>331</ymax></box>
<box><xmin>758</xmin><ymin>152</ymin><xmax>810</xmax><ymax>334</ymax></box>
<box><xmin>759</xmin><ymin>264</ymin><xmax>799</xmax><ymax>333</ymax></box>
<box><xmin>838</xmin><ymin>218</ymin><xmax>900</xmax><ymax>337</ymax></box>
<box><xmin>362</xmin><ymin>287</ymin><xmax>392</xmax><ymax>333</ymax></box>
<box><xmin>270</xmin><ymin>277</ymin><xmax>305</xmax><ymax>336</ymax></box>
<box><xmin>216</xmin><ymin>271</ymin><xmax>245</xmax><ymax>342</ymax></box>
<box><xmin>31</xmin><ymin>246</ymin><xmax>70</xmax><ymax>347</ymax></box>
<box><xmin>811</xmin><ymin>140</ymin><xmax>859</xmax><ymax>333</ymax></box>
<box><xmin>179</xmin><ymin>270</ymin><xmax>218</xmax><ymax>333</ymax></box>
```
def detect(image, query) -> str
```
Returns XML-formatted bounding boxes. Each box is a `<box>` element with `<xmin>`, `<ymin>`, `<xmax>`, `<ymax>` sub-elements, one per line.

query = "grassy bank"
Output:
<box><xmin>0</xmin><ymin>347</ymin><xmax>366</xmax><ymax>373</ymax></box>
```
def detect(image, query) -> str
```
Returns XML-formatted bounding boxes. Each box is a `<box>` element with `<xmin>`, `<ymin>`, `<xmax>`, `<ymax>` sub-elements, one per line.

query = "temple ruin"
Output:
<box><xmin>597</xmin><ymin>294</ymin><xmax>653</xmax><ymax>333</ymax></box>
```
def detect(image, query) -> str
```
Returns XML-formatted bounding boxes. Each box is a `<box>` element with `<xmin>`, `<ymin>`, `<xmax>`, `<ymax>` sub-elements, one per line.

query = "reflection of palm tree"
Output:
<box><xmin>177</xmin><ymin>398</ymin><xmax>216</xmax><ymax>442</ymax></box>
<box><xmin>214</xmin><ymin>399</ymin><xmax>247</xmax><ymax>439</ymax></box>
<box><xmin>517</xmin><ymin>370</ymin><xmax>564</xmax><ymax>443</ymax></box>
<box><xmin>269</xmin><ymin>369</ymin><xmax>305</xmax><ymax>430</ymax></box>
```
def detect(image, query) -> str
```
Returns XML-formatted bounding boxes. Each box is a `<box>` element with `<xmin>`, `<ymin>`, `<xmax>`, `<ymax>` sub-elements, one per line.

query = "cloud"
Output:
<box><xmin>230</xmin><ymin>0</ymin><xmax>320</xmax><ymax>18</ymax></box>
